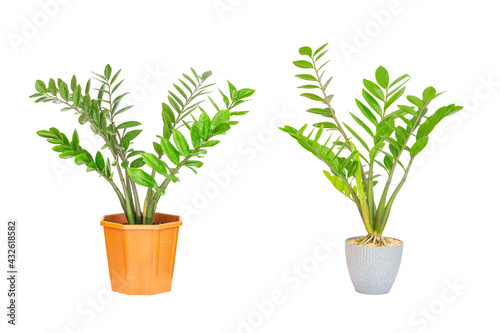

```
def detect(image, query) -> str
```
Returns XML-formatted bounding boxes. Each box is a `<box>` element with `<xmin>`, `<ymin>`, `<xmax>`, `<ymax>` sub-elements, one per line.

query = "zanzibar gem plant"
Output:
<box><xmin>32</xmin><ymin>65</ymin><xmax>255</xmax><ymax>225</ymax></box>
<box><xmin>281</xmin><ymin>44</ymin><xmax>462</xmax><ymax>247</ymax></box>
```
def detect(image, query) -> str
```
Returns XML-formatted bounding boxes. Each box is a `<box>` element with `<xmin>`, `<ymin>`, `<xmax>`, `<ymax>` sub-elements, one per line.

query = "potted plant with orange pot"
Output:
<box><xmin>280</xmin><ymin>44</ymin><xmax>461</xmax><ymax>294</ymax></box>
<box><xmin>31</xmin><ymin>65</ymin><xmax>254</xmax><ymax>295</ymax></box>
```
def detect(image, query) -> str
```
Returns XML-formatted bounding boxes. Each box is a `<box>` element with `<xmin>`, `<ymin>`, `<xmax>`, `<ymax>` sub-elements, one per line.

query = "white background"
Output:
<box><xmin>1</xmin><ymin>0</ymin><xmax>499</xmax><ymax>332</ymax></box>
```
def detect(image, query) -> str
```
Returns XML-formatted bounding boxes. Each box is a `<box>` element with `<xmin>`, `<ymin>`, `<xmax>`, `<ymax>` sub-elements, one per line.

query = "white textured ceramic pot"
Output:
<box><xmin>345</xmin><ymin>236</ymin><xmax>403</xmax><ymax>295</ymax></box>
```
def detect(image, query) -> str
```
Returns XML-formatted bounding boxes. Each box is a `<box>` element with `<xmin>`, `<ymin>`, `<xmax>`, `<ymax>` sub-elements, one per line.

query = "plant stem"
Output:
<box><xmin>374</xmin><ymin>102</ymin><xmax>429</xmax><ymax>232</ymax></box>
<box><xmin>310</xmin><ymin>56</ymin><xmax>372</xmax><ymax>231</ymax></box>
<box><xmin>142</xmin><ymin>78</ymin><xmax>208</xmax><ymax>223</ymax></box>
<box><xmin>379</xmin><ymin>157</ymin><xmax>414</xmax><ymax>234</ymax></box>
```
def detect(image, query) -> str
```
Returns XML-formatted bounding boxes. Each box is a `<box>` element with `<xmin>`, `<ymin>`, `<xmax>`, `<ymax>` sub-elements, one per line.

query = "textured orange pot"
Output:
<box><xmin>100</xmin><ymin>213</ymin><xmax>182</xmax><ymax>295</ymax></box>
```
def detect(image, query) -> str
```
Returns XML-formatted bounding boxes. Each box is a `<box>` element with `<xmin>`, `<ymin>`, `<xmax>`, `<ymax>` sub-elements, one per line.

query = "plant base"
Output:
<box><xmin>101</xmin><ymin>213</ymin><xmax>182</xmax><ymax>295</ymax></box>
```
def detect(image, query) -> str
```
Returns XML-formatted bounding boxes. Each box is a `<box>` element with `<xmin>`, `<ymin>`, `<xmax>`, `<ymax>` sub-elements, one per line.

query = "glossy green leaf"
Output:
<box><xmin>299</xmin><ymin>46</ymin><xmax>312</xmax><ymax>56</ymax></box>
<box><xmin>375</xmin><ymin>66</ymin><xmax>389</xmax><ymax>89</ymax></box>
<box><xmin>116</xmin><ymin>121</ymin><xmax>141</xmax><ymax>130</ymax></box>
<box><xmin>410</xmin><ymin>136</ymin><xmax>429</xmax><ymax>157</ymax></box>
<box><xmin>120</xmin><ymin>130</ymin><xmax>142</xmax><ymax>149</ymax></box>
<box><xmin>35</xmin><ymin>80</ymin><xmax>47</xmax><ymax>93</ymax></box>
<box><xmin>104</xmin><ymin>65</ymin><xmax>112</xmax><ymax>80</ymax></box>
<box><xmin>95</xmin><ymin>151</ymin><xmax>105</xmax><ymax>171</ymax></box>
<box><xmin>350</xmin><ymin>112</ymin><xmax>374</xmax><ymax>137</ymax></box>
<box><xmin>293</xmin><ymin>60</ymin><xmax>313</xmax><ymax>69</ymax></box>
<box><xmin>355</xmin><ymin>99</ymin><xmax>378</xmax><ymax>126</ymax></box>
<box><xmin>362</xmin><ymin>90</ymin><xmax>382</xmax><ymax>116</ymax></box>
<box><xmin>389</xmin><ymin>74</ymin><xmax>410</xmax><ymax>89</ymax></box>
<box><xmin>126</xmin><ymin>168</ymin><xmax>164</xmax><ymax>194</ymax></box>
<box><xmin>141</xmin><ymin>152</ymin><xmax>168</xmax><ymax>176</ymax></box>
<box><xmin>313</xmin><ymin>43</ymin><xmax>328</xmax><ymax>57</ymax></box>
<box><xmin>301</xmin><ymin>93</ymin><xmax>324</xmax><ymax>101</ymax></box>
<box><xmin>210</xmin><ymin>109</ymin><xmax>230</xmax><ymax>131</ymax></box>
<box><xmin>295</xmin><ymin>74</ymin><xmax>317</xmax><ymax>81</ymax></box>
<box><xmin>363</xmin><ymin>79</ymin><xmax>384</xmax><ymax>100</ymax></box>
<box><xmin>160</xmin><ymin>137</ymin><xmax>180</xmax><ymax>165</ymax></box>
<box><xmin>407</xmin><ymin>95</ymin><xmax>423</xmax><ymax>108</ymax></box>
<box><xmin>173</xmin><ymin>129</ymin><xmax>190</xmax><ymax>156</ymax></box>
<box><xmin>236</xmin><ymin>88</ymin><xmax>255</xmax><ymax>100</ymax></box>
<box><xmin>59</xmin><ymin>81</ymin><xmax>69</xmax><ymax>101</ymax></box>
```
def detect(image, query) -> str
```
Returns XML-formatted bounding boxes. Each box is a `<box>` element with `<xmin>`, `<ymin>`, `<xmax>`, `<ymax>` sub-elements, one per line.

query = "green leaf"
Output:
<box><xmin>126</xmin><ymin>168</ymin><xmax>164</xmax><ymax>194</ymax></box>
<box><xmin>185</xmin><ymin>160</ymin><xmax>203</xmax><ymax>168</ymax></box>
<box><xmin>130</xmin><ymin>157</ymin><xmax>145</xmax><ymax>168</ymax></box>
<box><xmin>307</xmin><ymin>108</ymin><xmax>332</xmax><ymax>118</ymax></box>
<box><xmin>298</xmin><ymin>84</ymin><xmax>319</xmax><ymax>89</ymax></box>
<box><xmin>385</xmin><ymin>86</ymin><xmax>405</xmax><ymax>111</ymax></box>
<box><xmin>383</xmin><ymin>155</ymin><xmax>393</xmax><ymax>170</ymax></box>
<box><xmin>75</xmin><ymin>154</ymin><xmax>89</xmax><ymax>165</ymax></box>
<box><xmin>153</xmin><ymin>142</ymin><xmax>163</xmax><ymax>156</ymax></box>
<box><xmin>35</xmin><ymin>80</ymin><xmax>47</xmax><ymax>93</ymax></box>
<box><xmin>48</xmin><ymin>79</ymin><xmax>57</xmax><ymax>95</ymax></box>
<box><xmin>95</xmin><ymin>151</ymin><xmax>105</xmax><ymax>171</ymax></box>
<box><xmin>228</xmin><ymin>81</ymin><xmax>237</xmax><ymax>100</ymax></box>
<box><xmin>363</xmin><ymin>79</ymin><xmax>384</xmax><ymax>101</ymax></box>
<box><xmin>410</xmin><ymin>136</ymin><xmax>429</xmax><ymax>157</ymax></box>
<box><xmin>173</xmin><ymin>129</ymin><xmax>190</xmax><ymax>156</ymax></box>
<box><xmin>369</xmin><ymin>142</ymin><xmax>385</xmax><ymax>160</ymax></box>
<box><xmin>201</xmin><ymin>70</ymin><xmax>212</xmax><ymax>81</ymax></box>
<box><xmin>230</xmin><ymin>111</ymin><xmax>249</xmax><ymax>116</ymax></box>
<box><xmin>59</xmin><ymin>81</ymin><xmax>69</xmax><ymax>101</ymax></box>
<box><xmin>120</xmin><ymin>130</ymin><xmax>142</xmax><ymax>150</ymax></box>
<box><xmin>293</xmin><ymin>60</ymin><xmax>313</xmax><ymax>69</ymax></box>
<box><xmin>198</xmin><ymin>110</ymin><xmax>211</xmax><ymax>140</ymax></box>
<box><xmin>375</xmin><ymin>66</ymin><xmax>389</xmax><ymax>89</ymax></box>
<box><xmin>314</xmin><ymin>125</ymin><xmax>324</xmax><ymax>143</ymax></box>
<box><xmin>59</xmin><ymin>151</ymin><xmax>78</xmax><ymax>159</ymax></box>
<box><xmin>85</xmin><ymin>79</ymin><xmax>91</xmax><ymax>94</ymax></box>
<box><xmin>218</xmin><ymin>89</ymin><xmax>230</xmax><ymax>108</ymax></box>
<box><xmin>165</xmin><ymin>174</ymin><xmax>180</xmax><ymax>183</ymax></box>
<box><xmin>389</xmin><ymin>74</ymin><xmax>410</xmax><ymax>89</ymax></box>
<box><xmin>355</xmin><ymin>99</ymin><xmax>378</xmax><ymax>126</ymax></box>
<box><xmin>160</xmin><ymin>137</ymin><xmax>180</xmax><ymax>165</ymax></box>
<box><xmin>71</xmin><ymin>75</ymin><xmax>77</xmax><ymax>91</ymax></box>
<box><xmin>116</xmin><ymin>121</ymin><xmax>141</xmax><ymax>130</ymax></box>
<box><xmin>190</xmin><ymin>122</ymin><xmax>201</xmax><ymax>148</ymax></box>
<box><xmin>212</xmin><ymin>123</ymin><xmax>230</xmax><ymax>136</ymax></box>
<box><xmin>141</xmin><ymin>152</ymin><xmax>168</xmax><ymax>176</ymax></box>
<box><xmin>211</xmin><ymin>109</ymin><xmax>230</xmax><ymax>131</ymax></box>
<box><xmin>203</xmin><ymin>140</ymin><xmax>220</xmax><ymax>147</ymax></box>
<box><xmin>350</xmin><ymin>112</ymin><xmax>374</xmax><ymax>137</ymax></box>
<box><xmin>295</xmin><ymin>74</ymin><xmax>317</xmax><ymax>81</ymax></box>
<box><xmin>313</xmin><ymin>122</ymin><xmax>338</xmax><ymax>130</ymax></box>
<box><xmin>344</xmin><ymin>123</ymin><xmax>370</xmax><ymax>152</ymax></box>
<box><xmin>71</xmin><ymin>129</ymin><xmax>79</xmax><ymax>148</ymax></box>
<box><xmin>299</xmin><ymin>46</ymin><xmax>312</xmax><ymax>56</ymax></box>
<box><xmin>407</xmin><ymin>95</ymin><xmax>423</xmax><ymax>108</ymax></box>
<box><xmin>162</xmin><ymin>102</ymin><xmax>175</xmax><ymax>123</ymax></box>
<box><xmin>422</xmin><ymin>86</ymin><xmax>436</xmax><ymax>102</ymax></box>
<box><xmin>313</xmin><ymin>43</ymin><xmax>328</xmax><ymax>57</ymax></box>
<box><xmin>362</xmin><ymin>90</ymin><xmax>382</xmax><ymax>116</ymax></box>
<box><xmin>236</xmin><ymin>88</ymin><xmax>255</xmax><ymax>100</ymax></box>
<box><xmin>52</xmin><ymin>145</ymin><xmax>71</xmax><ymax>152</ymax></box>
<box><xmin>300</xmin><ymin>93</ymin><xmax>324</xmax><ymax>101</ymax></box>
<box><xmin>104</xmin><ymin>65</ymin><xmax>112</xmax><ymax>80</ymax></box>
<box><xmin>37</xmin><ymin>130</ymin><xmax>57</xmax><ymax>139</ymax></box>
<box><xmin>72</xmin><ymin>85</ymin><xmax>81</xmax><ymax>105</ymax></box>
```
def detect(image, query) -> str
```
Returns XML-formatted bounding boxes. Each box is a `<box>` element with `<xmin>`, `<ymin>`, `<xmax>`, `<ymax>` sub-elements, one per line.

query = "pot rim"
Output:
<box><xmin>100</xmin><ymin>212</ymin><xmax>182</xmax><ymax>230</ymax></box>
<box><xmin>345</xmin><ymin>235</ymin><xmax>403</xmax><ymax>247</ymax></box>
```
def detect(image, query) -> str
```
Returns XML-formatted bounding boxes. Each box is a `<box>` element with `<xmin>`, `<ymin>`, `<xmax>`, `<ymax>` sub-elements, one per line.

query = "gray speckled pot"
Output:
<box><xmin>345</xmin><ymin>236</ymin><xmax>403</xmax><ymax>295</ymax></box>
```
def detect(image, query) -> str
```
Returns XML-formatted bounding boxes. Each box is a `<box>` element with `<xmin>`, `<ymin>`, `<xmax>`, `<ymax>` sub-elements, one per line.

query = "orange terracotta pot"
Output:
<box><xmin>100</xmin><ymin>213</ymin><xmax>182</xmax><ymax>295</ymax></box>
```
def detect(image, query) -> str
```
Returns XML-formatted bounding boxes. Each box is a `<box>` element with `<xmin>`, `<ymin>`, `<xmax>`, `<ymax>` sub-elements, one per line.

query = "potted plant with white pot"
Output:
<box><xmin>31</xmin><ymin>65</ymin><xmax>254</xmax><ymax>295</ymax></box>
<box><xmin>280</xmin><ymin>44</ymin><xmax>461</xmax><ymax>294</ymax></box>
